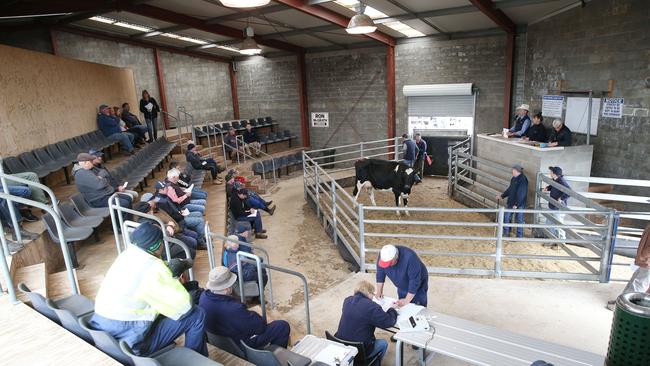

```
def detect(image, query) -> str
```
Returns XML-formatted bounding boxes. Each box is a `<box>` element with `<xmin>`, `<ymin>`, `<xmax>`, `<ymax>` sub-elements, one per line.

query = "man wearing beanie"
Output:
<box><xmin>185</xmin><ymin>143</ymin><xmax>224</xmax><ymax>185</ymax></box>
<box><xmin>90</xmin><ymin>222</ymin><xmax>208</xmax><ymax>357</ymax></box>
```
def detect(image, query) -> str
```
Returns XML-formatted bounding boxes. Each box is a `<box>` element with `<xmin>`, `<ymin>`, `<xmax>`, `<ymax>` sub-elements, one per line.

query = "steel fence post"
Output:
<box><xmin>315</xmin><ymin>166</ymin><xmax>320</xmax><ymax>219</ymax></box>
<box><xmin>360</xmin><ymin>142</ymin><xmax>364</xmax><ymax>158</ymax></box>
<box><xmin>358</xmin><ymin>204</ymin><xmax>366</xmax><ymax>272</ymax></box>
<box><xmin>600</xmin><ymin>211</ymin><xmax>617</xmax><ymax>283</ymax></box>
<box><xmin>453</xmin><ymin>150</ymin><xmax>459</xmax><ymax>196</ymax></box>
<box><xmin>495</xmin><ymin>206</ymin><xmax>504</xmax><ymax>278</ymax></box>
<box><xmin>447</xmin><ymin>146</ymin><xmax>453</xmax><ymax>197</ymax></box>
<box><xmin>331</xmin><ymin>180</ymin><xmax>338</xmax><ymax>246</ymax></box>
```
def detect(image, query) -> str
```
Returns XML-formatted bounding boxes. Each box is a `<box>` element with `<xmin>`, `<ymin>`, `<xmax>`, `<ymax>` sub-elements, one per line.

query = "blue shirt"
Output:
<box><xmin>501</xmin><ymin>173</ymin><xmax>528</xmax><ymax>208</ymax></box>
<box><xmin>335</xmin><ymin>292</ymin><xmax>398</xmax><ymax>352</ymax></box>
<box><xmin>97</xmin><ymin>113</ymin><xmax>122</xmax><ymax>137</ymax></box>
<box><xmin>198</xmin><ymin>291</ymin><xmax>266</xmax><ymax>346</ymax></box>
<box><xmin>376</xmin><ymin>246</ymin><xmax>429</xmax><ymax>306</ymax></box>
<box><xmin>403</xmin><ymin>139</ymin><xmax>418</xmax><ymax>161</ymax></box>
<box><xmin>547</xmin><ymin>176</ymin><xmax>571</xmax><ymax>210</ymax></box>
<box><xmin>509</xmin><ymin>115</ymin><xmax>531</xmax><ymax>137</ymax></box>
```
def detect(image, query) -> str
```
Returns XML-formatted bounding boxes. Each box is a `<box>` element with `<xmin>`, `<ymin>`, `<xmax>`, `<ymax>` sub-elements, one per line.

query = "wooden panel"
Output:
<box><xmin>0</xmin><ymin>44</ymin><xmax>138</xmax><ymax>156</ymax></box>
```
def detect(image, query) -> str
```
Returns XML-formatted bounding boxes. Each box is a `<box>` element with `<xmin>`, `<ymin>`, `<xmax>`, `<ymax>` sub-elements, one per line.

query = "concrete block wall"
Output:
<box><xmin>306</xmin><ymin>48</ymin><xmax>387</xmax><ymax>149</ymax></box>
<box><xmin>395</xmin><ymin>35</ymin><xmax>508</xmax><ymax>135</ymax></box>
<box><xmin>520</xmin><ymin>0</ymin><xmax>649</xmax><ymax>186</ymax></box>
<box><xmin>160</xmin><ymin>51</ymin><xmax>233</xmax><ymax>124</ymax></box>
<box><xmin>235</xmin><ymin>55</ymin><xmax>302</xmax><ymax>145</ymax></box>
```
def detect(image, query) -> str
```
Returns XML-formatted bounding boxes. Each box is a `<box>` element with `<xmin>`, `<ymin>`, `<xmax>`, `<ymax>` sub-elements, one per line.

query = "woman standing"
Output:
<box><xmin>139</xmin><ymin>89</ymin><xmax>160</xmax><ymax>142</ymax></box>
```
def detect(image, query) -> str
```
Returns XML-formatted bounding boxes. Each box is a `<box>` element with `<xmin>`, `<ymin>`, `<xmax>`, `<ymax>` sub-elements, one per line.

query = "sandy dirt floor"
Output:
<box><xmin>335</xmin><ymin>176</ymin><xmax>633</xmax><ymax>277</ymax></box>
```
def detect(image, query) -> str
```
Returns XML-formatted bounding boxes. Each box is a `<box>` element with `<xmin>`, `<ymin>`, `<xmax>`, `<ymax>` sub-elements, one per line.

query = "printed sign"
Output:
<box><xmin>602</xmin><ymin>97</ymin><xmax>624</xmax><ymax>118</ymax></box>
<box><xmin>311</xmin><ymin>112</ymin><xmax>329</xmax><ymax>128</ymax></box>
<box><xmin>542</xmin><ymin>95</ymin><xmax>564</xmax><ymax>118</ymax></box>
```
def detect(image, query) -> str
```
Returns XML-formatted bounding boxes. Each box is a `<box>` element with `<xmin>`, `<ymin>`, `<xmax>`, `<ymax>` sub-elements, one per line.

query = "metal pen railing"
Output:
<box><xmin>161</xmin><ymin>111</ymin><xmax>181</xmax><ymax>149</ymax></box>
<box><xmin>108</xmin><ymin>194</ymin><xmax>195</xmax><ymax>280</ymax></box>
<box><xmin>222</xmin><ymin>140</ymin><xmax>278</xmax><ymax>194</ymax></box>
<box><xmin>177</xmin><ymin>106</ymin><xmax>196</xmax><ymax>143</ymax></box>
<box><xmin>0</xmin><ymin>157</ymin><xmax>78</xmax><ymax>303</ymax></box>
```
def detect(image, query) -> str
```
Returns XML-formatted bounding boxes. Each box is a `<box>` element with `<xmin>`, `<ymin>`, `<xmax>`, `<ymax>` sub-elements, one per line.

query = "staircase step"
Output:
<box><xmin>13</xmin><ymin>262</ymin><xmax>47</xmax><ymax>302</ymax></box>
<box><xmin>46</xmin><ymin>270</ymin><xmax>81</xmax><ymax>301</ymax></box>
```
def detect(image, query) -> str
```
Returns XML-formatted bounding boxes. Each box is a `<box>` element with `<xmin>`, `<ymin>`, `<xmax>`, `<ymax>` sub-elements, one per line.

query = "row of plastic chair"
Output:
<box><xmin>110</xmin><ymin>138</ymin><xmax>176</xmax><ymax>191</ymax></box>
<box><xmin>252</xmin><ymin>152</ymin><xmax>304</xmax><ymax>177</ymax></box>
<box><xmin>2</xmin><ymin>130</ymin><xmax>116</xmax><ymax>183</ymax></box>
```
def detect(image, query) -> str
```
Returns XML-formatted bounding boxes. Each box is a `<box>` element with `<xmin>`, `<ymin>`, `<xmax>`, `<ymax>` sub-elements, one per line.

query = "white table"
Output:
<box><xmin>394</xmin><ymin>310</ymin><xmax>605</xmax><ymax>366</ymax></box>
<box><xmin>291</xmin><ymin>335</ymin><xmax>358</xmax><ymax>366</ymax></box>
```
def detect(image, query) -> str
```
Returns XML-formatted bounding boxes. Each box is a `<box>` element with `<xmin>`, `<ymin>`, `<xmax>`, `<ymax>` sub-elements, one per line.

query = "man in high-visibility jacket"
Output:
<box><xmin>89</xmin><ymin>222</ymin><xmax>207</xmax><ymax>356</ymax></box>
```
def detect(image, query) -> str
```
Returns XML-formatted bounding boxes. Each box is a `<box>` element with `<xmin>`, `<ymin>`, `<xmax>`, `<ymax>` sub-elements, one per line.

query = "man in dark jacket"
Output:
<box><xmin>97</xmin><ymin>104</ymin><xmax>135</xmax><ymax>154</ymax></box>
<box><xmin>229</xmin><ymin>188</ymin><xmax>267</xmax><ymax>239</ymax></box>
<box><xmin>74</xmin><ymin>153</ymin><xmax>132</xmax><ymax>211</ymax></box>
<box><xmin>243</xmin><ymin>123</ymin><xmax>262</xmax><ymax>157</ymax></box>
<box><xmin>185</xmin><ymin>144</ymin><xmax>223</xmax><ymax>185</ymax></box>
<box><xmin>414</xmin><ymin>133</ymin><xmax>427</xmax><ymax>179</ymax></box>
<box><xmin>223</xmin><ymin>234</ymin><xmax>267</xmax><ymax>287</ymax></box>
<box><xmin>199</xmin><ymin>266</ymin><xmax>290</xmax><ymax>349</ymax></box>
<box><xmin>89</xmin><ymin>149</ymin><xmax>138</xmax><ymax>201</ymax></box>
<box><xmin>401</xmin><ymin>134</ymin><xmax>418</xmax><ymax>167</ymax></box>
<box><xmin>548</xmin><ymin>119</ymin><xmax>572</xmax><ymax>147</ymax></box>
<box><xmin>497</xmin><ymin>164</ymin><xmax>528</xmax><ymax>237</ymax></box>
<box><xmin>524</xmin><ymin>113</ymin><xmax>548</xmax><ymax>143</ymax></box>
<box><xmin>545</xmin><ymin>166</ymin><xmax>571</xmax><ymax>241</ymax></box>
<box><xmin>121</xmin><ymin>102</ymin><xmax>149</xmax><ymax>144</ymax></box>
<box><xmin>336</xmin><ymin>280</ymin><xmax>397</xmax><ymax>365</ymax></box>
<box><xmin>376</xmin><ymin>244</ymin><xmax>429</xmax><ymax>307</ymax></box>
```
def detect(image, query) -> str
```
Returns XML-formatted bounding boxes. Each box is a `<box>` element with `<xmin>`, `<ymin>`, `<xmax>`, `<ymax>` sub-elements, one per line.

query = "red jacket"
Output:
<box><xmin>635</xmin><ymin>224</ymin><xmax>650</xmax><ymax>268</ymax></box>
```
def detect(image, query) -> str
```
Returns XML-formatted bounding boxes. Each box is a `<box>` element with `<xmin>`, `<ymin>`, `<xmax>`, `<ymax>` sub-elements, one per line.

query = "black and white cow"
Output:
<box><xmin>352</xmin><ymin>159</ymin><xmax>420</xmax><ymax>215</ymax></box>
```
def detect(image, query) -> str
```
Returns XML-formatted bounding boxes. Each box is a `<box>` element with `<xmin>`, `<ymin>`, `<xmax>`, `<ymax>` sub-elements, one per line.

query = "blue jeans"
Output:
<box><xmin>245</xmin><ymin>320</ymin><xmax>290</xmax><ymax>349</ymax></box>
<box><xmin>367</xmin><ymin>339</ymin><xmax>388</xmax><ymax>366</ymax></box>
<box><xmin>403</xmin><ymin>159</ymin><xmax>414</xmax><ymax>167</ymax></box>
<box><xmin>191</xmin><ymin>190</ymin><xmax>208</xmax><ymax>200</ymax></box>
<box><xmin>0</xmin><ymin>186</ymin><xmax>31</xmax><ymax>223</ymax></box>
<box><xmin>237</xmin><ymin>212</ymin><xmax>263</xmax><ymax>232</ymax></box>
<box><xmin>503</xmin><ymin>208</ymin><xmax>525</xmax><ymax>237</ymax></box>
<box><xmin>182</xmin><ymin>217</ymin><xmax>205</xmax><ymax>241</ymax></box>
<box><xmin>130</xmin><ymin>125</ymin><xmax>149</xmax><ymax>142</ymax></box>
<box><xmin>247</xmin><ymin>196</ymin><xmax>267</xmax><ymax>210</ymax></box>
<box><xmin>108</xmin><ymin>132</ymin><xmax>135</xmax><ymax>152</ymax></box>
<box><xmin>183</xmin><ymin>203</ymin><xmax>205</xmax><ymax>214</ymax></box>
<box><xmin>141</xmin><ymin>306</ymin><xmax>207</xmax><ymax>356</ymax></box>
<box><xmin>145</xmin><ymin>117</ymin><xmax>158</xmax><ymax>141</ymax></box>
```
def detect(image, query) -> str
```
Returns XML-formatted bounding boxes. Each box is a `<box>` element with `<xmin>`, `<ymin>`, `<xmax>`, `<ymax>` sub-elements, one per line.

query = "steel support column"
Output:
<box><xmin>386</xmin><ymin>46</ymin><xmax>396</xmax><ymax>140</ymax></box>
<box><xmin>503</xmin><ymin>32</ymin><xmax>515</xmax><ymax>128</ymax></box>
<box><xmin>153</xmin><ymin>48</ymin><xmax>169</xmax><ymax>129</ymax></box>
<box><xmin>298</xmin><ymin>52</ymin><xmax>310</xmax><ymax>147</ymax></box>
<box><xmin>49</xmin><ymin>28</ymin><xmax>59</xmax><ymax>55</ymax></box>
<box><xmin>229</xmin><ymin>62</ymin><xmax>240</xmax><ymax>120</ymax></box>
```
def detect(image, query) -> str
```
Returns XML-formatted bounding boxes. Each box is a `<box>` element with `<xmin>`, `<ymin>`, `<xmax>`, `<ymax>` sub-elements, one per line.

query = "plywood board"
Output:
<box><xmin>0</xmin><ymin>44</ymin><xmax>138</xmax><ymax>156</ymax></box>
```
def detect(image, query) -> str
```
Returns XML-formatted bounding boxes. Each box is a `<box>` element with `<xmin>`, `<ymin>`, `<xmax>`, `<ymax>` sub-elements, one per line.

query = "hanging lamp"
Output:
<box><xmin>220</xmin><ymin>0</ymin><xmax>270</xmax><ymax>8</ymax></box>
<box><xmin>346</xmin><ymin>3</ymin><xmax>376</xmax><ymax>34</ymax></box>
<box><xmin>239</xmin><ymin>26</ymin><xmax>262</xmax><ymax>55</ymax></box>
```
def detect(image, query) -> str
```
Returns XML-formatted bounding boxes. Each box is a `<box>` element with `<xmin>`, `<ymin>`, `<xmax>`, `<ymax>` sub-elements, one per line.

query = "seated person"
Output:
<box><xmin>133</xmin><ymin>199</ymin><xmax>198</xmax><ymax>258</ymax></box>
<box><xmin>169</xmin><ymin>161</ymin><xmax>208</xmax><ymax>199</ymax></box>
<box><xmin>185</xmin><ymin>144</ymin><xmax>224</xmax><ymax>185</ymax></box>
<box><xmin>243</xmin><ymin>122</ymin><xmax>262</xmax><ymax>157</ymax></box>
<box><xmin>229</xmin><ymin>187</ymin><xmax>267</xmax><ymax>239</ymax></box>
<box><xmin>335</xmin><ymin>280</ymin><xmax>398</xmax><ymax>366</ymax></box>
<box><xmin>121</xmin><ymin>102</ymin><xmax>150</xmax><ymax>144</ymax></box>
<box><xmin>168</xmin><ymin>258</ymin><xmax>204</xmax><ymax>305</ymax></box>
<box><xmin>97</xmin><ymin>104</ymin><xmax>135</xmax><ymax>154</ymax></box>
<box><xmin>223</xmin><ymin>233</ymin><xmax>268</xmax><ymax>287</ymax></box>
<box><xmin>507</xmin><ymin>104</ymin><xmax>531</xmax><ymax>138</ymax></box>
<box><xmin>233</xmin><ymin>182</ymin><xmax>275</xmax><ymax>215</ymax></box>
<box><xmin>0</xmin><ymin>199</ymin><xmax>39</xmax><ymax>249</ymax></box>
<box><xmin>162</xmin><ymin>169</ymin><xmax>206</xmax><ymax>214</ymax></box>
<box><xmin>153</xmin><ymin>182</ymin><xmax>207</xmax><ymax>244</ymax></box>
<box><xmin>199</xmin><ymin>266</ymin><xmax>290</xmax><ymax>349</ymax></box>
<box><xmin>523</xmin><ymin>113</ymin><xmax>548</xmax><ymax>143</ymax></box>
<box><xmin>224</xmin><ymin>128</ymin><xmax>241</xmax><ymax>159</ymax></box>
<box><xmin>6</xmin><ymin>172</ymin><xmax>49</xmax><ymax>205</ymax></box>
<box><xmin>89</xmin><ymin>149</ymin><xmax>138</xmax><ymax>200</ymax></box>
<box><xmin>548</xmin><ymin>119</ymin><xmax>572</xmax><ymax>147</ymax></box>
<box><xmin>73</xmin><ymin>153</ymin><xmax>132</xmax><ymax>211</ymax></box>
<box><xmin>0</xmin><ymin>185</ymin><xmax>38</xmax><ymax>222</ymax></box>
<box><xmin>89</xmin><ymin>222</ymin><xmax>208</xmax><ymax>357</ymax></box>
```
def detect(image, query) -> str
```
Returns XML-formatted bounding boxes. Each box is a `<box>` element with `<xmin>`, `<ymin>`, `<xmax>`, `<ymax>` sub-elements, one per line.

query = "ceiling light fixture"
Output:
<box><xmin>239</xmin><ymin>26</ymin><xmax>262</xmax><ymax>55</ymax></box>
<box><xmin>346</xmin><ymin>3</ymin><xmax>377</xmax><ymax>34</ymax></box>
<box><xmin>219</xmin><ymin>0</ymin><xmax>270</xmax><ymax>8</ymax></box>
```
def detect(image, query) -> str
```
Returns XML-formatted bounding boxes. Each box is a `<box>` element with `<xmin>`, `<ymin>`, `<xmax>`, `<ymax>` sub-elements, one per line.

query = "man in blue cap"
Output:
<box><xmin>91</xmin><ymin>222</ymin><xmax>208</xmax><ymax>357</ymax></box>
<box><xmin>544</xmin><ymin>166</ymin><xmax>571</xmax><ymax>242</ymax></box>
<box><xmin>97</xmin><ymin>104</ymin><xmax>135</xmax><ymax>154</ymax></box>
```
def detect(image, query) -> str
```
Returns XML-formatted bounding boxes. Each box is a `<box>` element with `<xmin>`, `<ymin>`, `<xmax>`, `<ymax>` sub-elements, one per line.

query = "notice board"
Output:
<box><xmin>565</xmin><ymin>97</ymin><xmax>600</xmax><ymax>136</ymax></box>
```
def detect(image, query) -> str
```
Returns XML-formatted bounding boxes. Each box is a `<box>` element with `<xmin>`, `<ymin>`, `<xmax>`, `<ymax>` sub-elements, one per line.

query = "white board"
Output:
<box><xmin>565</xmin><ymin>97</ymin><xmax>600</xmax><ymax>135</ymax></box>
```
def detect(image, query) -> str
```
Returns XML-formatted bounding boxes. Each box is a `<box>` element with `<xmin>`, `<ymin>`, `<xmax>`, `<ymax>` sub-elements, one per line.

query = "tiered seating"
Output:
<box><xmin>252</xmin><ymin>151</ymin><xmax>303</xmax><ymax>178</ymax></box>
<box><xmin>110</xmin><ymin>137</ymin><xmax>176</xmax><ymax>190</ymax></box>
<box><xmin>2</xmin><ymin>131</ymin><xmax>117</xmax><ymax>184</ymax></box>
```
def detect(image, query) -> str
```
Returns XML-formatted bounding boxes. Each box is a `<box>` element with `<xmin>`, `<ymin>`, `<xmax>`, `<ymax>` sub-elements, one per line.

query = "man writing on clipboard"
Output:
<box><xmin>375</xmin><ymin>244</ymin><xmax>429</xmax><ymax>307</ymax></box>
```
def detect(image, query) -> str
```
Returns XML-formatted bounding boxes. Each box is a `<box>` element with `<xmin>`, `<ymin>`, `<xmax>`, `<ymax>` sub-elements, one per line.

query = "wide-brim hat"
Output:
<box><xmin>206</xmin><ymin>266</ymin><xmax>237</xmax><ymax>292</ymax></box>
<box><xmin>516</xmin><ymin>104</ymin><xmax>529</xmax><ymax>111</ymax></box>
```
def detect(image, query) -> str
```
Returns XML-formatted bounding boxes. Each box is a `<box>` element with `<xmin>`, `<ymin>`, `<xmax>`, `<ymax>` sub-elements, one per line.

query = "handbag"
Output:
<box><xmin>425</xmin><ymin>155</ymin><xmax>432</xmax><ymax>166</ymax></box>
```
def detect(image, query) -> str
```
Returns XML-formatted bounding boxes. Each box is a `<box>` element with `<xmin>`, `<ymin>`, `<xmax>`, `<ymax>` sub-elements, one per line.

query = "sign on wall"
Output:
<box><xmin>311</xmin><ymin>112</ymin><xmax>329</xmax><ymax>128</ymax></box>
<box><xmin>542</xmin><ymin>95</ymin><xmax>564</xmax><ymax>118</ymax></box>
<box><xmin>602</xmin><ymin>97</ymin><xmax>624</xmax><ymax>119</ymax></box>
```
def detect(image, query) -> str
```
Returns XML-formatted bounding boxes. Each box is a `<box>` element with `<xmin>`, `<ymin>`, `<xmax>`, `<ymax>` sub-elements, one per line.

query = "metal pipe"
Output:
<box><xmin>0</xmin><ymin>223</ymin><xmax>18</xmax><ymax>303</ymax></box>
<box><xmin>358</xmin><ymin>204</ymin><xmax>366</xmax><ymax>272</ymax></box>
<box><xmin>495</xmin><ymin>206</ymin><xmax>504</xmax><ymax>278</ymax></box>
<box><xmin>236</xmin><ymin>251</ymin><xmax>266</xmax><ymax>321</ymax></box>
<box><xmin>331</xmin><ymin>180</ymin><xmax>338</xmax><ymax>247</ymax></box>
<box><xmin>264</xmin><ymin>262</ymin><xmax>312</xmax><ymax>334</ymax></box>
<box><xmin>586</xmin><ymin>90</ymin><xmax>592</xmax><ymax>145</ymax></box>
<box><xmin>204</xmin><ymin>223</ymin><xmax>216</xmax><ymax>269</ymax></box>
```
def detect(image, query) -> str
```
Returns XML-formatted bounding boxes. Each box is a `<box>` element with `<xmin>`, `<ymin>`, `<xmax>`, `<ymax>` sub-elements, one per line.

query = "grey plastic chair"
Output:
<box><xmin>18</xmin><ymin>151</ymin><xmax>52</xmax><ymax>177</ymax></box>
<box><xmin>2</xmin><ymin>156</ymin><xmax>28</xmax><ymax>174</ymax></box>
<box><xmin>42</xmin><ymin>212</ymin><xmax>94</xmax><ymax>268</ymax></box>
<box><xmin>46</xmin><ymin>298</ymin><xmax>95</xmax><ymax>343</ymax></box>
<box><xmin>58</xmin><ymin>203</ymin><xmax>103</xmax><ymax>229</ymax></box>
<box><xmin>240</xmin><ymin>340</ymin><xmax>311</xmax><ymax>366</ymax></box>
<box><xmin>119</xmin><ymin>340</ymin><xmax>223</xmax><ymax>366</ymax></box>
<box><xmin>206</xmin><ymin>332</ymin><xmax>246</xmax><ymax>359</ymax></box>
<box><xmin>17</xmin><ymin>282</ymin><xmax>59</xmax><ymax>323</ymax></box>
<box><xmin>78</xmin><ymin>314</ymin><xmax>134</xmax><ymax>365</ymax></box>
<box><xmin>70</xmin><ymin>193</ymin><xmax>110</xmax><ymax>218</ymax></box>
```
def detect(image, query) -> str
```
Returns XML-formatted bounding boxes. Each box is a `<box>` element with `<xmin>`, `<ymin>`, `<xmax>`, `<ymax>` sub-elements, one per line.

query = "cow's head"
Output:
<box><xmin>400</xmin><ymin>167</ymin><xmax>420</xmax><ymax>197</ymax></box>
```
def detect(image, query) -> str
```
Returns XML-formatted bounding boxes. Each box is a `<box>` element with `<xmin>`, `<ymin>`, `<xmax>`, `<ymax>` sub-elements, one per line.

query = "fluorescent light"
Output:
<box><xmin>220</xmin><ymin>0</ymin><xmax>270</xmax><ymax>8</ymax></box>
<box><xmin>89</xmin><ymin>16</ymin><xmax>115</xmax><ymax>24</ymax></box>
<box><xmin>113</xmin><ymin>21</ymin><xmax>152</xmax><ymax>32</ymax></box>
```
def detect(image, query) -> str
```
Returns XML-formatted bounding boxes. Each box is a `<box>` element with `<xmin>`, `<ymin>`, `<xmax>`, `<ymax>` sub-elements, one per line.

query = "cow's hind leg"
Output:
<box><xmin>403</xmin><ymin>196</ymin><xmax>410</xmax><ymax>217</ymax></box>
<box><xmin>395</xmin><ymin>194</ymin><xmax>401</xmax><ymax>216</ymax></box>
<box><xmin>353</xmin><ymin>180</ymin><xmax>362</xmax><ymax>202</ymax></box>
<box><xmin>369</xmin><ymin>188</ymin><xmax>377</xmax><ymax>206</ymax></box>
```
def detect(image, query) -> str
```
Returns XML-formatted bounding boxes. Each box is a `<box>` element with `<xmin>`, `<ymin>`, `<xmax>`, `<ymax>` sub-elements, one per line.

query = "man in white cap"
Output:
<box><xmin>199</xmin><ymin>266</ymin><xmax>291</xmax><ymax>349</ymax></box>
<box><xmin>507</xmin><ymin>104</ymin><xmax>531</xmax><ymax>138</ymax></box>
<box><xmin>375</xmin><ymin>244</ymin><xmax>429</xmax><ymax>307</ymax></box>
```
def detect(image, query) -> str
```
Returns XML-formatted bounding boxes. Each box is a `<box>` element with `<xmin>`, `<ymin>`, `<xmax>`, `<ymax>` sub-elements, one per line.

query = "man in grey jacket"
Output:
<box><xmin>73</xmin><ymin>153</ymin><xmax>132</xmax><ymax>210</ymax></box>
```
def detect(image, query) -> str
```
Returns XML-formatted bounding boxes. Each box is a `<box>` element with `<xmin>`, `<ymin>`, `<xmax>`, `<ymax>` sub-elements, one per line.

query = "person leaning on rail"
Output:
<box><xmin>496</xmin><ymin>164</ymin><xmax>529</xmax><ymax>238</ymax></box>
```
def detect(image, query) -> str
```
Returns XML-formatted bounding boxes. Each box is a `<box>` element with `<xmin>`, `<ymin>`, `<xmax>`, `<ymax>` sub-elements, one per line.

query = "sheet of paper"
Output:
<box><xmin>373</xmin><ymin>296</ymin><xmax>424</xmax><ymax>328</ymax></box>
<box><xmin>373</xmin><ymin>296</ymin><xmax>397</xmax><ymax>312</ymax></box>
<box><xmin>145</xmin><ymin>102</ymin><xmax>154</xmax><ymax>111</ymax></box>
<box><xmin>184</xmin><ymin>184</ymin><xmax>194</xmax><ymax>193</ymax></box>
<box><xmin>313</xmin><ymin>344</ymin><xmax>352</xmax><ymax>365</ymax></box>
<box><xmin>122</xmin><ymin>182</ymin><xmax>128</xmax><ymax>189</ymax></box>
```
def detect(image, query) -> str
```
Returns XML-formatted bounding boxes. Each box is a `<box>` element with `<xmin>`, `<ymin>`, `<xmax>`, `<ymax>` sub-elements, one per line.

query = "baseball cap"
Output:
<box><xmin>76</xmin><ymin>153</ymin><xmax>96</xmax><ymax>162</ymax></box>
<box><xmin>378</xmin><ymin>245</ymin><xmax>398</xmax><ymax>268</ymax></box>
<box><xmin>548</xmin><ymin>166</ymin><xmax>563</xmax><ymax>176</ymax></box>
<box><xmin>512</xmin><ymin>164</ymin><xmax>524</xmax><ymax>172</ymax></box>
<box><xmin>154</xmin><ymin>181</ymin><xmax>166</xmax><ymax>190</ymax></box>
<box><xmin>88</xmin><ymin>149</ymin><xmax>104</xmax><ymax>157</ymax></box>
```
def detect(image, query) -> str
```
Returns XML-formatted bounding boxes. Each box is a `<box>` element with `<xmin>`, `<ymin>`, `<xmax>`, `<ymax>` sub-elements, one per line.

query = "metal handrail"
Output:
<box><xmin>222</xmin><ymin>140</ymin><xmax>278</xmax><ymax>193</ymax></box>
<box><xmin>108</xmin><ymin>194</ymin><xmax>194</xmax><ymax>280</ymax></box>
<box><xmin>177</xmin><ymin>106</ymin><xmax>196</xmax><ymax>143</ymax></box>
<box><xmin>161</xmin><ymin>110</ymin><xmax>181</xmax><ymax>149</ymax></box>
